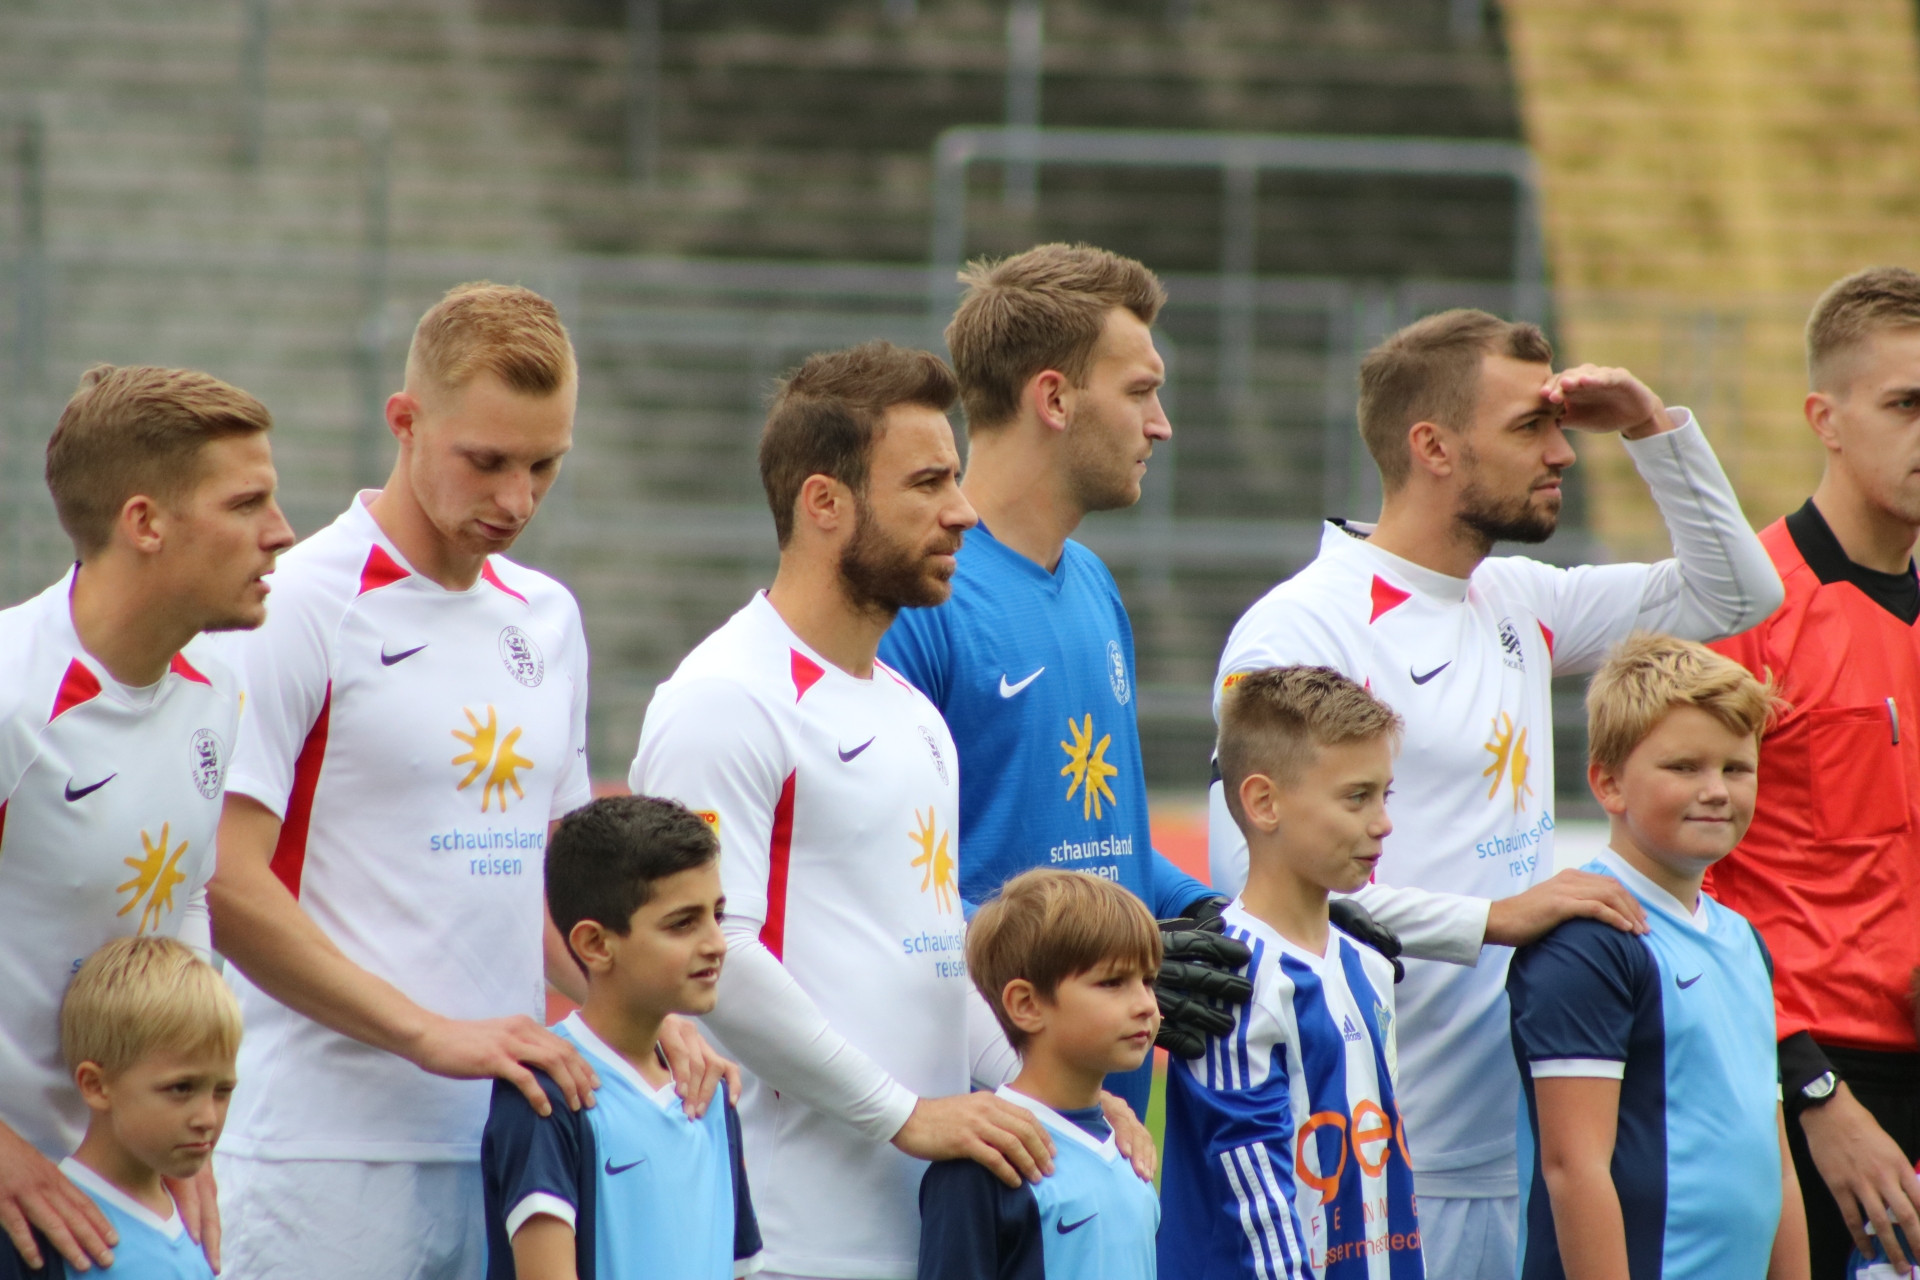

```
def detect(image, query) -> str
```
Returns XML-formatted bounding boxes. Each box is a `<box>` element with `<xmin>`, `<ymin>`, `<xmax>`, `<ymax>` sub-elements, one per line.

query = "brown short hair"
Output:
<box><xmin>405</xmin><ymin>281</ymin><xmax>576</xmax><ymax>398</ymax></box>
<box><xmin>1805</xmin><ymin>267</ymin><xmax>1920</xmax><ymax>393</ymax></box>
<box><xmin>1586</xmin><ymin>633</ymin><xmax>1783</xmax><ymax>771</ymax></box>
<box><xmin>1217</xmin><ymin>666</ymin><xmax>1404</xmax><ymax>828</ymax></box>
<box><xmin>945</xmin><ymin>243</ymin><xmax>1166</xmax><ymax>430</ymax></box>
<box><xmin>757</xmin><ymin>341</ymin><xmax>958</xmax><ymax>547</ymax></box>
<box><xmin>62</xmin><ymin>937</ymin><xmax>243</xmax><ymax>1077</ymax></box>
<box><xmin>1358</xmin><ymin>309</ymin><xmax>1552</xmax><ymax>492</ymax></box>
<box><xmin>966</xmin><ymin>869</ymin><xmax>1161</xmax><ymax>1050</ymax></box>
<box><xmin>47</xmin><ymin>364</ymin><xmax>273</xmax><ymax>557</ymax></box>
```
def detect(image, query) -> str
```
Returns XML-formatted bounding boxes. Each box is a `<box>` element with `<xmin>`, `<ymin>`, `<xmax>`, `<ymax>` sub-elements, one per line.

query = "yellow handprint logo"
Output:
<box><xmin>451</xmin><ymin>706</ymin><xmax>536</xmax><ymax>813</ymax></box>
<box><xmin>910</xmin><ymin>807</ymin><xmax>957</xmax><ymax>914</ymax></box>
<box><xmin>1060</xmin><ymin>713</ymin><xmax>1120</xmax><ymax>821</ymax></box>
<box><xmin>1481</xmin><ymin>712</ymin><xmax>1533</xmax><ymax>812</ymax></box>
<box><xmin>118</xmin><ymin>824</ymin><xmax>189</xmax><ymax>934</ymax></box>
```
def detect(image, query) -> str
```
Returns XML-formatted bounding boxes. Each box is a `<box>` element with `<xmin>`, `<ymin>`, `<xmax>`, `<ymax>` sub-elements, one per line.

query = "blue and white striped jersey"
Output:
<box><xmin>1159</xmin><ymin>904</ymin><xmax>1424</xmax><ymax>1280</ymax></box>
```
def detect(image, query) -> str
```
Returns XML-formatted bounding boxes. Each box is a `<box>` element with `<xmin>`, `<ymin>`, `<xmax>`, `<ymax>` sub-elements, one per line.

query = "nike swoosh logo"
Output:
<box><xmin>1678</xmin><ymin>973</ymin><xmax>1703</xmax><ymax>989</ymax></box>
<box><xmin>380</xmin><ymin>644</ymin><xmax>428</xmax><ymax>667</ymax></box>
<box><xmin>604</xmin><ymin>1156</ymin><xmax>646</xmax><ymax>1175</ymax></box>
<box><xmin>1409</xmin><ymin>662</ymin><xmax>1451</xmax><ymax>685</ymax></box>
<box><xmin>999</xmin><ymin>668</ymin><xmax>1045</xmax><ymax>698</ymax></box>
<box><xmin>838</xmin><ymin>738</ymin><xmax>875</xmax><ymax>762</ymax></box>
<box><xmin>63</xmin><ymin>775</ymin><xmax>116</xmax><ymax>802</ymax></box>
<box><xmin>1058</xmin><ymin>1212</ymin><xmax>1097</xmax><ymax>1234</ymax></box>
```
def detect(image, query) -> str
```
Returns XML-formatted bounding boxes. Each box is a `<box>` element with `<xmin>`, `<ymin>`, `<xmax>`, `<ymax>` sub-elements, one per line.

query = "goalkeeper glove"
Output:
<box><xmin>1154</xmin><ymin>895</ymin><xmax>1254</xmax><ymax>1060</ymax></box>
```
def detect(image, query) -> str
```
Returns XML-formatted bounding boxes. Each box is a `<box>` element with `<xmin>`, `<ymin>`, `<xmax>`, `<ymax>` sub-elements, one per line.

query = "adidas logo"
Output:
<box><xmin>1341</xmin><ymin>1015</ymin><xmax>1364</xmax><ymax>1044</ymax></box>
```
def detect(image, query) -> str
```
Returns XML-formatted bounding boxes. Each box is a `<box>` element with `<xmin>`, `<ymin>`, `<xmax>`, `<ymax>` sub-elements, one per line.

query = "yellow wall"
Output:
<box><xmin>1500</xmin><ymin>0</ymin><xmax>1920</xmax><ymax>556</ymax></box>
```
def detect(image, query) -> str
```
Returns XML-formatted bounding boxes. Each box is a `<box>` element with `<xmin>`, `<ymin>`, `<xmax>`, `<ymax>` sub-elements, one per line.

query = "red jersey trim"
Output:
<box><xmin>759</xmin><ymin>770</ymin><xmax>798</xmax><ymax>958</ymax></box>
<box><xmin>358</xmin><ymin>546</ymin><xmax>410</xmax><ymax>595</ymax></box>
<box><xmin>270</xmin><ymin>685</ymin><xmax>332</xmax><ymax>898</ymax></box>
<box><xmin>50</xmin><ymin>660</ymin><xmax>103</xmax><ymax>721</ymax></box>
<box><xmin>791</xmin><ymin>651</ymin><xmax>825</xmax><ymax>702</ymax></box>
<box><xmin>0</xmin><ymin>800</ymin><xmax>8</xmax><ymax>851</ymax></box>
<box><xmin>1538</xmin><ymin>621</ymin><xmax>1555</xmax><ymax>659</ymax></box>
<box><xmin>480</xmin><ymin>562</ymin><xmax>528</xmax><ymax>604</ymax></box>
<box><xmin>169</xmin><ymin>653</ymin><xmax>212</xmax><ymax>685</ymax></box>
<box><xmin>1369</xmin><ymin>576</ymin><xmax>1411</xmax><ymax>624</ymax></box>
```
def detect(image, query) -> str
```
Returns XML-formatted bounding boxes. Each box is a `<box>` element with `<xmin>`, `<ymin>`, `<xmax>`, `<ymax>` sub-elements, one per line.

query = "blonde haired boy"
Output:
<box><xmin>1160</xmin><ymin>666</ymin><xmax>1423</xmax><ymax>1280</ymax></box>
<box><xmin>918</xmin><ymin>869</ymin><xmax>1162</xmax><ymax>1280</ymax></box>
<box><xmin>1</xmin><ymin>937</ymin><xmax>241</xmax><ymax>1280</ymax></box>
<box><xmin>209</xmin><ymin>283</ymin><xmax>728</xmax><ymax>1280</ymax></box>
<box><xmin>1508</xmin><ymin>633</ymin><xmax>1808</xmax><ymax>1280</ymax></box>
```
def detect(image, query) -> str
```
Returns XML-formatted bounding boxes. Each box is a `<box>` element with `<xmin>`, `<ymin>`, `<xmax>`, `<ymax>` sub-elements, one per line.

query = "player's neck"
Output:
<box><xmin>578</xmin><ymin>997</ymin><xmax>673</xmax><ymax>1092</ymax></box>
<box><xmin>72</xmin><ymin>1124</ymin><xmax>175</xmax><ymax>1220</ymax></box>
<box><xmin>1606</xmin><ymin>820</ymin><xmax>1706</xmax><ymax>914</ymax></box>
<box><xmin>1810</xmin><ymin>471</ymin><xmax>1920</xmax><ymax>575</ymax></box>
<box><xmin>1368</xmin><ymin>490</ymin><xmax>1491</xmax><ymax>581</ymax></box>
<box><xmin>366</xmin><ymin>482</ymin><xmax>487</xmax><ymax>591</ymax></box>
<box><xmin>69</xmin><ymin>557</ymin><xmax>198</xmax><ymax>687</ymax></box>
<box><xmin>1239</xmin><ymin>856</ymin><xmax>1331</xmax><ymax>956</ymax></box>
<box><xmin>959</xmin><ymin>431</ymin><xmax>1084</xmax><ymax>574</ymax></box>
<box><xmin>1009</xmin><ymin>1047</ymin><xmax>1105</xmax><ymax>1115</ymax></box>
<box><xmin>766</xmin><ymin>559</ymin><xmax>890</xmax><ymax>679</ymax></box>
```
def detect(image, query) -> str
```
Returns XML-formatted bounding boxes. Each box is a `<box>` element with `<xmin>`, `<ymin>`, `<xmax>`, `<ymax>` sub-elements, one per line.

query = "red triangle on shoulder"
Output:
<box><xmin>50</xmin><ymin>659</ymin><xmax>102</xmax><ymax>721</ymax></box>
<box><xmin>1368</xmin><ymin>576</ymin><xmax>1411</xmax><ymax>624</ymax></box>
<box><xmin>1538</xmin><ymin>620</ymin><xmax>1555</xmax><ymax>658</ymax></box>
<box><xmin>358</xmin><ymin>545</ymin><xmax>410</xmax><ymax>595</ymax></box>
<box><xmin>169</xmin><ymin>653</ymin><xmax>212</xmax><ymax>685</ymax></box>
<box><xmin>481</xmin><ymin>561</ymin><xmax>528</xmax><ymax>604</ymax></box>
<box><xmin>791</xmin><ymin>651</ymin><xmax>825</xmax><ymax>702</ymax></box>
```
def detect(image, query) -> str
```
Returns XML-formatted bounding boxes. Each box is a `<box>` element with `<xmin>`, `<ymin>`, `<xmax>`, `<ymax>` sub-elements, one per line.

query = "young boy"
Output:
<box><xmin>1</xmin><ymin>936</ymin><xmax>243</xmax><ymax>1279</ymax></box>
<box><xmin>917</xmin><ymin>868</ymin><xmax>1162</xmax><ymax>1280</ymax></box>
<box><xmin>1158</xmin><ymin>665</ymin><xmax>1422</xmax><ymax>1280</ymax></box>
<box><xmin>1507</xmin><ymin>633</ymin><xmax>1808</xmax><ymax>1280</ymax></box>
<box><xmin>479</xmin><ymin>795</ymin><xmax>760</xmax><ymax>1280</ymax></box>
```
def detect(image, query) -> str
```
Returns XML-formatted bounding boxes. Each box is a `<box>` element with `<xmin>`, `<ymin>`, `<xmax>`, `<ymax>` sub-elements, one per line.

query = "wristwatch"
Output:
<box><xmin>1800</xmin><ymin>1070</ymin><xmax>1839</xmax><ymax>1107</ymax></box>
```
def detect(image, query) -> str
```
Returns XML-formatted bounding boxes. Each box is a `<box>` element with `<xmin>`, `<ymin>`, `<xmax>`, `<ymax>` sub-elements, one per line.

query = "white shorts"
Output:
<box><xmin>215</xmin><ymin>1154</ymin><xmax>484</xmax><ymax>1280</ymax></box>
<box><xmin>1416</xmin><ymin>1193</ymin><xmax>1518</xmax><ymax>1280</ymax></box>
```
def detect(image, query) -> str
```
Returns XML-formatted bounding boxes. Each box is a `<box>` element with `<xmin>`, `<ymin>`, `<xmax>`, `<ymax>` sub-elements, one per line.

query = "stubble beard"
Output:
<box><xmin>1455</xmin><ymin>449</ymin><xmax>1561</xmax><ymax>547</ymax></box>
<box><xmin>1064</xmin><ymin>404</ymin><xmax>1145</xmax><ymax>515</ymax></box>
<box><xmin>837</xmin><ymin>498</ymin><xmax>957</xmax><ymax>614</ymax></box>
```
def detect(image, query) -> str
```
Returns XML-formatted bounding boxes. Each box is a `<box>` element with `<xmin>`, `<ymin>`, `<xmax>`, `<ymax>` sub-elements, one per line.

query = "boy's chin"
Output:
<box><xmin>674</xmin><ymin>989</ymin><xmax>721</xmax><ymax>1018</ymax></box>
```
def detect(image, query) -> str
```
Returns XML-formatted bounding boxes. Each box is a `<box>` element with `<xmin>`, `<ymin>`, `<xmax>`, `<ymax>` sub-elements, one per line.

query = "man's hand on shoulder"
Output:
<box><xmin>0</xmin><ymin>1123</ymin><xmax>115</xmax><ymax>1272</ymax></box>
<box><xmin>1483</xmin><ymin>870</ymin><xmax>1648</xmax><ymax>948</ymax></box>
<box><xmin>162</xmin><ymin>1164</ymin><xmax>220</xmax><ymax>1273</ymax></box>
<box><xmin>1545</xmin><ymin>364</ymin><xmax>1678</xmax><ymax>441</ymax></box>
<box><xmin>657</xmin><ymin>1014</ymin><xmax>741</xmax><ymax>1119</ymax></box>
<box><xmin>892</xmin><ymin>1093</ymin><xmax>1056</xmax><ymax>1189</ymax></box>
<box><xmin>1799</xmin><ymin>1083</ymin><xmax>1920</xmax><ymax>1272</ymax></box>
<box><xmin>407</xmin><ymin>1014</ymin><xmax>600</xmax><ymax>1117</ymax></box>
<box><xmin>1098</xmin><ymin>1091</ymin><xmax>1157</xmax><ymax>1182</ymax></box>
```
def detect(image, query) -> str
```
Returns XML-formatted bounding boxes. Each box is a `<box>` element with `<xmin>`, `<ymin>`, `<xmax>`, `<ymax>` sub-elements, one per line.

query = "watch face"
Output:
<box><xmin>1804</xmin><ymin>1072</ymin><xmax>1838</xmax><ymax>1100</ymax></box>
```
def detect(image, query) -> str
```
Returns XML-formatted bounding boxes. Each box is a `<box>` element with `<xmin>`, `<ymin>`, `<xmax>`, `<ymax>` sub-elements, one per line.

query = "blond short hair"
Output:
<box><xmin>1585</xmin><ymin>633</ymin><xmax>1783</xmax><ymax>771</ymax></box>
<box><xmin>1805</xmin><ymin>267</ymin><xmax>1920</xmax><ymax>394</ymax></box>
<box><xmin>46</xmin><ymin>365</ymin><xmax>273</xmax><ymax>558</ymax></box>
<box><xmin>405</xmin><ymin>282</ymin><xmax>576</xmax><ymax>399</ymax></box>
<box><xmin>944</xmin><ymin>243</ymin><xmax>1166</xmax><ymax>431</ymax></box>
<box><xmin>61</xmin><ymin>937</ymin><xmax>242</xmax><ymax>1077</ymax></box>
<box><xmin>1358</xmin><ymin>309</ymin><xmax>1553</xmax><ymax>492</ymax></box>
<box><xmin>1217</xmin><ymin>666</ymin><xmax>1404</xmax><ymax>828</ymax></box>
<box><xmin>966</xmin><ymin>869</ymin><xmax>1161</xmax><ymax>1050</ymax></box>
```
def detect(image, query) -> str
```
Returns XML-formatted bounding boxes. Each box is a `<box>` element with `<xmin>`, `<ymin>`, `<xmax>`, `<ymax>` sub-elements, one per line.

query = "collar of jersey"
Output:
<box><xmin>1323</xmin><ymin>521</ymin><xmax>1471</xmax><ymax>604</ymax></box>
<box><xmin>45</xmin><ymin>566</ymin><xmax>168</xmax><ymax>710</ymax></box>
<box><xmin>1590</xmin><ymin>847</ymin><xmax>1711</xmax><ymax>932</ymax></box>
<box><xmin>344</xmin><ymin>492</ymin><xmax>504</xmax><ymax>599</ymax></box>
<box><xmin>970</xmin><ymin>521</ymin><xmax>1071</xmax><ymax>594</ymax></box>
<box><xmin>557</xmin><ymin>1012</ymin><xmax>683</xmax><ymax>1111</ymax></box>
<box><xmin>1224</xmin><ymin>897</ymin><xmax>1346</xmax><ymax>966</ymax></box>
<box><xmin>992</xmin><ymin>1084</ymin><xmax>1122</xmax><ymax>1161</ymax></box>
<box><xmin>747</xmin><ymin>592</ymin><xmax>888</xmax><ymax>686</ymax></box>
<box><xmin>59</xmin><ymin>1157</ymin><xmax>184</xmax><ymax>1238</ymax></box>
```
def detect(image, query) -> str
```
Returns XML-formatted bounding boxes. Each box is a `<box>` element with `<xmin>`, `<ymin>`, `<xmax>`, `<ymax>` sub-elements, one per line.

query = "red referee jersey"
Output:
<box><xmin>1707</xmin><ymin>514</ymin><xmax>1920</xmax><ymax>1052</ymax></box>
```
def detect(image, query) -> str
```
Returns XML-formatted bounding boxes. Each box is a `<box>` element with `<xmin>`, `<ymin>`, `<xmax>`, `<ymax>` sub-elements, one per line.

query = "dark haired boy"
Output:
<box><xmin>480</xmin><ymin>795</ymin><xmax>760</xmax><ymax>1280</ymax></box>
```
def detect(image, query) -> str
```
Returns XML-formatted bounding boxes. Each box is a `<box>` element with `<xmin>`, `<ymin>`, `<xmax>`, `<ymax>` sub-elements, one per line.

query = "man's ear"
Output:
<box><xmin>1804</xmin><ymin>391</ymin><xmax>1843</xmax><ymax>454</ymax></box>
<box><xmin>567</xmin><ymin>920</ymin><xmax>616</xmax><ymax>974</ymax></box>
<box><xmin>1588</xmin><ymin>759</ymin><xmax>1628</xmax><ymax>817</ymax></box>
<box><xmin>1237</xmin><ymin>772</ymin><xmax>1283</xmax><ymax>835</ymax></box>
<box><xmin>999</xmin><ymin>978</ymin><xmax>1048</xmax><ymax>1037</ymax></box>
<box><xmin>1405</xmin><ymin>420</ymin><xmax>1458</xmax><ymax>480</ymax></box>
<box><xmin>1026</xmin><ymin>370</ymin><xmax>1073</xmax><ymax>434</ymax></box>
<box><xmin>112</xmin><ymin>493</ymin><xmax>169</xmax><ymax>557</ymax></box>
<box><xmin>386</xmin><ymin>390</ymin><xmax>423</xmax><ymax>446</ymax></box>
<box><xmin>794</xmin><ymin>473</ymin><xmax>855</xmax><ymax>539</ymax></box>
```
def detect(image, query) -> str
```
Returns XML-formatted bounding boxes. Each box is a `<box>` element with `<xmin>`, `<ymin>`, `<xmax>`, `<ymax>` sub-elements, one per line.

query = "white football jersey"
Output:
<box><xmin>631</xmin><ymin>592</ymin><xmax>970</xmax><ymax>1279</ymax></box>
<box><xmin>217</xmin><ymin>496</ymin><xmax>592</xmax><ymax>1162</ymax></box>
<box><xmin>0</xmin><ymin>571</ymin><xmax>237</xmax><ymax>1156</ymax></box>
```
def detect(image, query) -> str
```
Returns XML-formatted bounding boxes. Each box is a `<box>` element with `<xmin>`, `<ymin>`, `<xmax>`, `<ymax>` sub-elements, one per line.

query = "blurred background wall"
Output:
<box><xmin>2</xmin><ymin>0</ymin><xmax>1916</xmax><ymax>812</ymax></box>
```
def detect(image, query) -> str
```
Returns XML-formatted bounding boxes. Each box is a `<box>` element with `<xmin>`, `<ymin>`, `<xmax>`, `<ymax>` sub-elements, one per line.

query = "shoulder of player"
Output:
<box><xmin>1515</xmin><ymin>914</ymin><xmax>1653</xmax><ymax>986</ymax></box>
<box><xmin>918</xmin><ymin>1154</ymin><xmax>1034</xmax><ymax>1215</ymax></box>
<box><xmin>480</xmin><ymin>556</ymin><xmax>580</xmax><ymax>620</ymax></box>
<box><xmin>484</xmin><ymin>1072</ymin><xmax>588</xmax><ymax>1146</ymax></box>
<box><xmin>1330</xmin><ymin>929</ymin><xmax>1400</xmax><ymax>992</ymax></box>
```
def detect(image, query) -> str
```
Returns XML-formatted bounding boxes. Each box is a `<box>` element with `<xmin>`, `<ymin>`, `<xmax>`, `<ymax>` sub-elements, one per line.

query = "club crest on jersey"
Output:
<box><xmin>189</xmin><ymin>728</ymin><xmax>225</xmax><ymax>799</ymax></box>
<box><xmin>1482</xmin><ymin>711</ymin><xmax>1534</xmax><ymax>812</ymax></box>
<box><xmin>451</xmin><ymin>705</ymin><xmax>536</xmax><ymax>812</ymax></box>
<box><xmin>118</xmin><ymin>824</ymin><xmax>189</xmax><ymax>933</ymax></box>
<box><xmin>1061</xmin><ymin>713</ymin><xmax>1119</xmax><ymax>820</ymax></box>
<box><xmin>1106</xmin><ymin>640</ymin><xmax>1131</xmax><ymax>706</ymax></box>
<box><xmin>910</xmin><ymin>807</ymin><xmax>957</xmax><ymax>913</ymax></box>
<box><xmin>499</xmin><ymin>626</ymin><xmax>544</xmax><ymax>688</ymax></box>
<box><xmin>917</xmin><ymin>725</ymin><xmax>949</xmax><ymax>785</ymax></box>
<box><xmin>1498</xmin><ymin>617</ymin><xmax>1525</xmax><ymax>672</ymax></box>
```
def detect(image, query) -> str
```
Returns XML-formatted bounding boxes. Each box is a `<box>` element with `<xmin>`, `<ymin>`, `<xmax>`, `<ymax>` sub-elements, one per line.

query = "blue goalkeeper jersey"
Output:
<box><xmin>917</xmin><ymin>1087</ymin><xmax>1158</xmax><ymax>1280</ymax></box>
<box><xmin>1508</xmin><ymin>850</ymin><xmax>1780</xmax><ymax>1280</ymax></box>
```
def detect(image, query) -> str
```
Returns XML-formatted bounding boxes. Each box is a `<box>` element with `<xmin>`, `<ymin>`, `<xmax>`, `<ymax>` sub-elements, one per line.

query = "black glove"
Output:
<box><xmin>1329</xmin><ymin>896</ymin><xmax>1405</xmax><ymax>983</ymax></box>
<box><xmin>1155</xmin><ymin>895</ymin><xmax>1254</xmax><ymax>1060</ymax></box>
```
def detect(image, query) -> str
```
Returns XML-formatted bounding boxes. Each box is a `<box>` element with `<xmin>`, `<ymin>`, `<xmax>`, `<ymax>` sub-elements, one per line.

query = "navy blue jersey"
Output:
<box><xmin>881</xmin><ymin>525</ymin><xmax>1211</xmax><ymax>1114</ymax></box>
<box><xmin>480</xmin><ymin>1014</ymin><xmax>760</xmax><ymax>1280</ymax></box>
<box><xmin>917</xmin><ymin>1088</ymin><xmax>1157</xmax><ymax>1280</ymax></box>
<box><xmin>1508</xmin><ymin>853</ymin><xmax>1780</xmax><ymax>1280</ymax></box>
